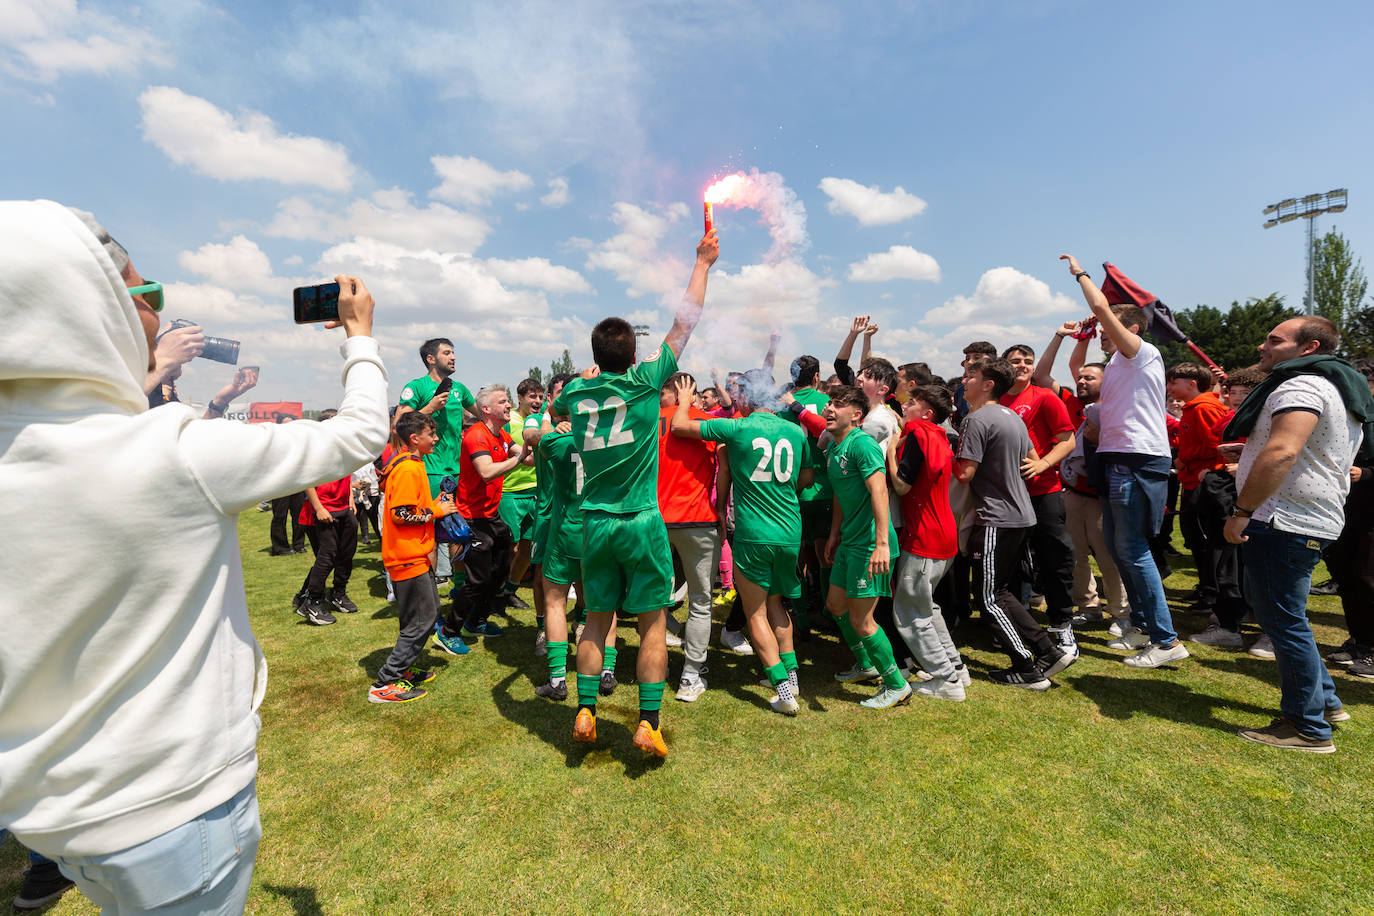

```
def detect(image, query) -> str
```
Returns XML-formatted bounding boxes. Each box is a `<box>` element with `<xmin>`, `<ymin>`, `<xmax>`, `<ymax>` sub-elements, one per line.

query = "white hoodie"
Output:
<box><xmin>0</xmin><ymin>200</ymin><xmax>389</xmax><ymax>857</ymax></box>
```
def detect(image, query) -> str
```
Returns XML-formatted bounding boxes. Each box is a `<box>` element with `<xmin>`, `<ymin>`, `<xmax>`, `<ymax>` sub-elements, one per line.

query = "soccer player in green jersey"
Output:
<box><xmin>395</xmin><ymin>338</ymin><xmax>479</xmax><ymax>583</ymax></box>
<box><xmin>551</xmin><ymin>229</ymin><xmax>719</xmax><ymax>758</ymax></box>
<box><xmin>499</xmin><ymin>378</ymin><xmax>546</xmax><ymax>613</ymax></box>
<box><xmin>822</xmin><ymin>385</ymin><xmax>911</xmax><ymax>709</ymax></box>
<box><xmin>670</xmin><ymin>371</ymin><xmax>812</xmax><ymax>715</ymax></box>
<box><xmin>782</xmin><ymin>354</ymin><xmax>833</xmax><ymax>634</ymax></box>
<box><xmin>530</xmin><ymin>373</ymin><xmax>574</xmax><ymax>655</ymax></box>
<box><xmin>532</xmin><ymin>401</ymin><xmax>618</xmax><ymax>700</ymax></box>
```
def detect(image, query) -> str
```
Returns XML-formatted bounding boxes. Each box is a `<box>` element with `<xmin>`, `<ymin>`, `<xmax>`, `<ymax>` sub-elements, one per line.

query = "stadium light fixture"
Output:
<box><xmin>1261</xmin><ymin>188</ymin><xmax>1350</xmax><ymax>315</ymax></box>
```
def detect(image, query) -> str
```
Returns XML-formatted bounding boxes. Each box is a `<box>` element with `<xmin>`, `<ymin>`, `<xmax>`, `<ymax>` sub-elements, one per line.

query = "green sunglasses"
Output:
<box><xmin>127</xmin><ymin>281</ymin><xmax>163</xmax><ymax>312</ymax></box>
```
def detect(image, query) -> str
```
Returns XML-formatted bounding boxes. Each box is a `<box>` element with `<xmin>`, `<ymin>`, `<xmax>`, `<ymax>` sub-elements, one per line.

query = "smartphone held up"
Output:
<box><xmin>293</xmin><ymin>282</ymin><xmax>341</xmax><ymax>324</ymax></box>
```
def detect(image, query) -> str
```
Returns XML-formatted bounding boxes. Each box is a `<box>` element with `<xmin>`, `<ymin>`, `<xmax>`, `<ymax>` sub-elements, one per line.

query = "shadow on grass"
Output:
<box><xmin>261</xmin><ymin>884</ymin><xmax>324</xmax><ymax>916</ymax></box>
<box><xmin>355</xmin><ymin>646</ymin><xmax>452</xmax><ymax>682</ymax></box>
<box><xmin>487</xmin><ymin>669</ymin><xmax>665</xmax><ymax>777</ymax></box>
<box><xmin>1068</xmin><ymin>673</ymin><xmax>1274</xmax><ymax>733</ymax></box>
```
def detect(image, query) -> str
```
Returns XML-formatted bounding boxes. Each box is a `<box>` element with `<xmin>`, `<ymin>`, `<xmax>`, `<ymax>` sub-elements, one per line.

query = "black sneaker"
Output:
<box><xmin>1349</xmin><ymin>650</ymin><xmax>1374</xmax><ymax>680</ymax></box>
<box><xmin>297</xmin><ymin>597</ymin><xmax>336</xmax><ymax>626</ymax></box>
<box><xmin>989</xmin><ymin>666</ymin><xmax>1051</xmax><ymax>690</ymax></box>
<box><xmin>1309</xmin><ymin>577</ymin><xmax>1340</xmax><ymax>596</ymax></box>
<box><xmin>13</xmin><ymin>859</ymin><xmax>75</xmax><ymax>912</ymax></box>
<box><xmin>599</xmin><ymin>670</ymin><xmax>618</xmax><ymax>697</ymax></box>
<box><xmin>291</xmin><ymin>590</ymin><xmax>308</xmax><ymax>611</ymax></box>
<box><xmin>1326</xmin><ymin>639</ymin><xmax>1362</xmax><ymax>667</ymax></box>
<box><xmin>1183</xmin><ymin>600</ymin><xmax>1215</xmax><ymax>616</ymax></box>
<box><xmin>535</xmin><ymin>680</ymin><xmax>568</xmax><ymax>701</ymax></box>
<box><xmin>504</xmin><ymin>592</ymin><xmax>531</xmax><ymax>610</ymax></box>
<box><xmin>329</xmin><ymin>590</ymin><xmax>359</xmax><ymax>614</ymax></box>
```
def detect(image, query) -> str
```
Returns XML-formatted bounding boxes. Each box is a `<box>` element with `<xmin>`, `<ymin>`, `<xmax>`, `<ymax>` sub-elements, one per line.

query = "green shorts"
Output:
<box><xmin>580</xmin><ymin>509</ymin><xmax>672</xmax><ymax>614</ymax></box>
<box><xmin>498</xmin><ymin>491</ymin><xmax>538</xmax><ymax>542</ymax></box>
<box><xmin>530</xmin><ymin>514</ymin><xmax>551</xmax><ymax>566</ymax></box>
<box><xmin>733</xmin><ymin>540</ymin><xmax>802</xmax><ymax>599</ymax></box>
<box><xmin>832</xmin><ymin>544</ymin><xmax>894</xmax><ymax>598</ymax></box>
<box><xmin>800</xmin><ymin>499</ymin><xmax>833</xmax><ymax>544</ymax></box>
<box><xmin>543</xmin><ymin>539</ymin><xmax>583</xmax><ymax>586</ymax></box>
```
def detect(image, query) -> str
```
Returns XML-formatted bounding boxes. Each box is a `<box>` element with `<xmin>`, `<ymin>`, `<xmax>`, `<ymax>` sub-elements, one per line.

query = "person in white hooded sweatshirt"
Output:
<box><xmin>0</xmin><ymin>200</ymin><xmax>390</xmax><ymax>913</ymax></box>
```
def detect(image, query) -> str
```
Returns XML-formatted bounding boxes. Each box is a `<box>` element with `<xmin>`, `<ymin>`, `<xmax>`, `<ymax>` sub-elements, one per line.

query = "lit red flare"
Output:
<box><xmin>703</xmin><ymin>173</ymin><xmax>747</xmax><ymax>234</ymax></box>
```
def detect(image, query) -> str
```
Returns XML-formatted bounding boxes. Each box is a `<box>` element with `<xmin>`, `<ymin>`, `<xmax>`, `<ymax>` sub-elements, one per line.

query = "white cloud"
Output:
<box><xmin>265</xmin><ymin>192</ymin><xmax>490</xmax><ymax>254</ymax></box>
<box><xmin>923</xmin><ymin>266</ymin><xmax>1077</xmax><ymax>325</ymax></box>
<box><xmin>178</xmin><ymin>236</ymin><xmax>278</xmax><ymax>295</ymax></box>
<box><xmin>541</xmin><ymin>177</ymin><xmax>570</xmax><ymax>207</ymax></box>
<box><xmin>585</xmin><ymin>202</ymin><xmax>687</xmax><ymax>299</ymax></box>
<box><xmin>430</xmin><ymin>154</ymin><xmax>532</xmax><ymax>206</ymax></box>
<box><xmin>139</xmin><ymin>86</ymin><xmax>355</xmax><ymax>191</ymax></box>
<box><xmin>485</xmin><ymin>257</ymin><xmax>591</xmax><ymax>294</ymax></box>
<box><xmin>0</xmin><ymin>0</ymin><xmax>162</xmax><ymax>81</ymax></box>
<box><xmin>847</xmin><ymin>245</ymin><xmax>941</xmax><ymax>283</ymax></box>
<box><xmin>819</xmin><ymin>177</ymin><xmax>928</xmax><ymax>226</ymax></box>
<box><xmin>161</xmin><ymin>282</ymin><xmax>278</xmax><ymax>326</ymax></box>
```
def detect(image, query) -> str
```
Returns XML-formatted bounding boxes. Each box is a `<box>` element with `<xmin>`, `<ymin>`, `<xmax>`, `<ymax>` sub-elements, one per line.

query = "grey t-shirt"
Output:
<box><xmin>862</xmin><ymin>404</ymin><xmax>903</xmax><ymax>529</ymax></box>
<box><xmin>957</xmin><ymin>403</ymin><xmax>1036</xmax><ymax>527</ymax></box>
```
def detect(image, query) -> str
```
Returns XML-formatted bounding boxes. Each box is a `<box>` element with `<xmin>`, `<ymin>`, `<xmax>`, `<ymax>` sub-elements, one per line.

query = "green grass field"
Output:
<box><xmin>5</xmin><ymin>510</ymin><xmax>1374</xmax><ymax>914</ymax></box>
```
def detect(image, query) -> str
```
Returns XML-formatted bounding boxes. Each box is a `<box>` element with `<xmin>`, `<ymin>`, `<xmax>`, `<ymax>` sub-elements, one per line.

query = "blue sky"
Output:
<box><xmin>4</xmin><ymin>0</ymin><xmax>1371</xmax><ymax>407</ymax></box>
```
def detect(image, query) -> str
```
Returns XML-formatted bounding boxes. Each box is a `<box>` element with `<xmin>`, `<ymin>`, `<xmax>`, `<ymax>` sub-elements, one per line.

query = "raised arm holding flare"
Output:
<box><xmin>664</xmin><ymin>230</ymin><xmax>720</xmax><ymax>360</ymax></box>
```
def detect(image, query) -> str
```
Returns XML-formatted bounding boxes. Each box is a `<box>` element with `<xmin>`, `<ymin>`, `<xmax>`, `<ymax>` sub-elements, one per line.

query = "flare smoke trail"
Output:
<box><xmin>676</xmin><ymin>168</ymin><xmax>814</xmax><ymax>384</ymax></box>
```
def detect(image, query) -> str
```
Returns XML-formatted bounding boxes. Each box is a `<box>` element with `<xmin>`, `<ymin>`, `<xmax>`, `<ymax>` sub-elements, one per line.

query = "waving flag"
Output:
<box><xmin>1099</xmin><ymin>262</ymin><xmax>1222</xmax><ymax>374</ymax></box>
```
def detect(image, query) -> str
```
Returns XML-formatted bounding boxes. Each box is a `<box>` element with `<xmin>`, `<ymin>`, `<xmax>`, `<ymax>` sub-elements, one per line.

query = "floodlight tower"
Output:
<box><xmin>1262</xmin><ymin>189</ymin><xmax>1349</xmax><ymax>315</ymax></box>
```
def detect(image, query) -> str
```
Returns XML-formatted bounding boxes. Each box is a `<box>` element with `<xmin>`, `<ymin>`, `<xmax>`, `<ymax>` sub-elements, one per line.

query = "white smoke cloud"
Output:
<box><xmin>707</xmin><ymin>168</ymin><xmax>808</xmax><ymax>264</ymax></box>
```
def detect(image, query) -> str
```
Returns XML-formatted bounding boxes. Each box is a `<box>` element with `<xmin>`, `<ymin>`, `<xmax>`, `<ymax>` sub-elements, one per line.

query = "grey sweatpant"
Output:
<box><xmin>377</xmin><ymin>570</ymin><xmax>440</xmax><ymax>684</ymax></box>
<box><xmin>667</xmin><ymin>525</ymin><xmax>720</xmax><ymax>679</ymax></box>
<box><xmin>891</xmin><ymin>552</ymin><xmax>961</xmax><ymax>680</ymax></box>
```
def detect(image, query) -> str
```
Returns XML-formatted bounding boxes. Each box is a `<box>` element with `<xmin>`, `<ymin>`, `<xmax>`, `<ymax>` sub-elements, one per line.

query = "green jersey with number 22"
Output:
<box><xmin>551</xmin><ymin>340</ymin><xmax>678</xmax><ymax>515</ymax></box>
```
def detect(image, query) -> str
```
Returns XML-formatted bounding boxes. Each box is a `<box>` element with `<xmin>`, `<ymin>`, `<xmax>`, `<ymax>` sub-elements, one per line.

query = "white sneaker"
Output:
<box><xmin>769</xmin><ymin>694</ymin><xmax>801</xmax><ymax>715</ymax></box>
<box><xmin>567</xmin><ymin>584</ymin><xmax>578</xmax><ymax>602</ymax></box>
<box><xmin>954</xmin><ymin>664</ymin><xmax>972</xmax><ymax>688</ymax></box>
<box><xmin>675</xmin><ymin>676</ymin><xmax>707</xmax><ymax>702</ymax></box>
<box><xmin>1248</xmin><ymin>634</ymin><xmax>1276</xmax><ymax>659</ymax></box>
<box><xmin>1190</xmin><ymin>625</ymin><xmax>1243</xmax><ymax>648</ymax></box>
<box><xmin>1048</xmin><ymin>626</ymin><xmax>1080</xmax><ymax>661</ymax></box>
<box><xmin>1108</xmin><ymin>615</ymin><xmax>1132</xmax><ymax>638</ymax></box>
<box><xmin>834</xmin><ymin>664</ymin><xmax>880</xmax><ymax>683</ymax></box>
<box><xmin>665</xmin><ymin>631</ymin><xmax>683</xmax><ymax>648</ymax></box>
<box><xmin>1108</xmin><ymin>627</ymin><xmax>1150</xmax><ymax>650</ymax></box>
<box><xmin>911</xmin><ymin>668</ymin><xmax>937</xmax><ymax>682</ymax></box>
<box><xmin>720</xmin><ymin>628</ymin><xmax>754</xmax><ymax>655</ymax></box>
<box><xmin>1123</xmin><ymin>642</ymin><xmax>1191</xmax><ymax>668</ymax></box>
<box><xmin>915</xmin><ymin>677</ymin><xmax>966</xmax><ymax>702</ymax></box>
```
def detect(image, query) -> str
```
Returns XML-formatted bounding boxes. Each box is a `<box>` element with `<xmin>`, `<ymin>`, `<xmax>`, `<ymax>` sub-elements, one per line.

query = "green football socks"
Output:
<box><xmin>834</xmin><ymin>614</ymin><xmax>873</xmax><ymax>669</ymax></box>
<box><xmin>602</xmin><ymin>645</ymin><xmax>618</xmax><ymax>674</ymax></box>
<box><xmin>639</xmin><ymin>680</ymin><xmax>665</xmax><ymax>729</ymax></box>
<box><xmin>576</xmin><ymin>673</ymin><xmax>600</xmax><ymax>712</ymax></box>
<box><xmin>548</xmin><ymin>641</ymin><xmax>568</xmax><ymax>683</ymax></box>
<box><xmin>859</xmin><ymin>630</ymin><xmax>905</xmax><ymax>689</ymax></box>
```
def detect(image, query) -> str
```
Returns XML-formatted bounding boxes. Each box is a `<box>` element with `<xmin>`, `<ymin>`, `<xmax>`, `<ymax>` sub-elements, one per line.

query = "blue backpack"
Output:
<box><xmin>433</xmin><ymin>475</ymin><xmax>473</xmax><ymax>559</ymax></box>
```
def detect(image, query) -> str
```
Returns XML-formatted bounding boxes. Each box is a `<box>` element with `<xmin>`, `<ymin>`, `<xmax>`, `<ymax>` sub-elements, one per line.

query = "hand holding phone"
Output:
<box><xmin>293</xmin><ymin>283</ymin><xmax>340</xmax><ymax>324</ymax></box>
<box><xmin>293</xmin><ymin>275</ymin><xmax>373</xmax><ymax>338</ymax></box>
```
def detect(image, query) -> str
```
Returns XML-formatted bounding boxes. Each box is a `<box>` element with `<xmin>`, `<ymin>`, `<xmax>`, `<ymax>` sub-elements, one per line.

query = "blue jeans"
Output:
<box><xmin>1242</xmin><ymin>523</ymin><xmax>1342</xmax><ymax>740</ymax></box>
<box><xmin>1099</xmin><ymin>457</ymin><xmax>1176</xmax><ymax>645</ymax></box>
<box><xmin>55</xmin><ymin>780</ymin><xmax>260</xmax><ymax>915</ymax></box>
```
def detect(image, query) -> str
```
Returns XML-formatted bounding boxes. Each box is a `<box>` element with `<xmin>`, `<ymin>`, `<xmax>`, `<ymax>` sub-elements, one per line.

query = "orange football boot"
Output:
<box><xmin>632</xmin><ymin>720</ymin><xmax>668</xmax><ymax>758</ymax></box>
<box><xmin>573</xmin><ymin>708</ymin><xmax>597</xmax><ymax>743</ymax></box>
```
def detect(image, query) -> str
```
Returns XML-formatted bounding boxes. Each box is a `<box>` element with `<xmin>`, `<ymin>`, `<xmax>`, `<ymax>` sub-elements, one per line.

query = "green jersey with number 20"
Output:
<box><xmin>699</xmin><ymin>412</ymin><xmax>807</xmax><ymax>546</ymax></box>
<box><xmin>551</xmin><ymin>340</ymin><xmax>678</xmax><ymax>515</ymax></box>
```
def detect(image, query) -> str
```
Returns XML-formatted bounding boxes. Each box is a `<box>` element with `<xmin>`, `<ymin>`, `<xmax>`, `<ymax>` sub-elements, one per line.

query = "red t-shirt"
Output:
<box><xmin>894</xmin><ymin>418</ymin><xmax>957</xmax><ymax>560</ymax></box>
<box><xmin>999</xmin><ymin>385</ymin><xmax>1074</xmax><ymax>497</ymax></box>
<box><xmin>1058</xmin><ymin>387</ymin><xmax>1085</xmax><ymax>429</ymax></box>
<box><xmin>457</xmin><ymin>421</ymin><xmax>512</xmax><ymax>518</ymax></box>
<box><xmin>657</xmin><ymin>406</ymin><xmax>717</xmax><ymax>525</ymax></box>
<box><xmin>1176</xmin><ymin>392</ymin><xmax>1229</xmax><ymax>489</ymax></box>
<box><xmin>299</xmin><ymin>476</ymin><xmax>351</xmax><ymax>525</ymax></box>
